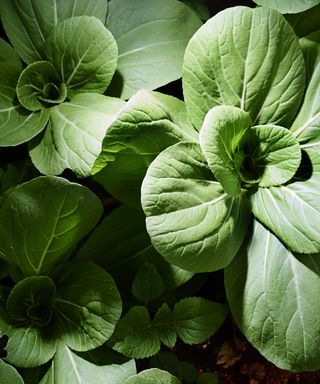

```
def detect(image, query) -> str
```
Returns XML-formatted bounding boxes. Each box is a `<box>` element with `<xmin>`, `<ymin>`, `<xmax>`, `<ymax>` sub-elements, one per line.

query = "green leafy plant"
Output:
<box><xmin>0</xmin><ymin>0</ymin><xmax>201</xmax><ymax>177</ymax></box>
<box><xmin>1</xmin><ymin>0</ymin><xmax>320</xmax><ymax>382</ymax></box>
<box><xmin>134</xmin><ymin>6</ymin><xmax>320</xmax><ymax>372</ymax></box>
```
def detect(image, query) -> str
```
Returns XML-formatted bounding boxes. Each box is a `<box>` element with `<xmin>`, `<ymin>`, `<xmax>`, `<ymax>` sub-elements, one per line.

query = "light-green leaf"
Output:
<box><xmin>141</xmin><ymin>142</ymin><xmax>251</xmax><ymax>272</ymax></box>
<box><xmin>52</xmin><ymin>262</ymin><xmax>122</xmax><ymax>352</ymax></box>
<box><xmin>106</xmin><ymin>0</ymin><xmax>202</xmax><ymax>99</ymax></box>
<box><xmin>0</xmin><ymin>176</ymin><xmax>103</xmax><ymax>276</ymax></box>
<box><xmin>123</xmin><ymin>368</ymin><xmax>181</xmax><ymax>384</ymax></box>
<box><xmin>39</xmin><ymin>345</ymin><xmax>136</xmax><ymax>384</ymax></box>
<box><xmin>291</xmin><ymin>38</ymin><xmax>320</xmax><ymax>143</ymax></box>
<box><xmin>17</xmin><ymin>61</ymin><xmax>67</xmax><ymax>111</ymax></box>
<box><xmin>29</xmin><ymin>94</ymin><xmax>125</xmax><ymax>177</ymax></box>
<box><xmin>76</xmin><ymin>205</ymin><xmax>194</xmax><ymax>296</ymax></box>
<box><xmin>199</xmin><ymin>105</ymin><xmax>252</xmax><ymax>196</ymax></box>
<box><xmin>0</xmin><ymin>38</ymin><xmax>22</xmax><ymax>67</ymax></box>
<box><xmin>237</xmin><ymin>125</ymin><xmax>301</xmax><ymax>187</ymax></box>
<box><xmin>0</xmin><ymin>359</ymin><xmax>24</xmax><ymax>384</ymax></box>
<box><xmin>225</xmin><ymin>219</ymin><xmax>320</xmax><ymax>371</ymax></box>
<box><xmin>252</xmin><ymin>0</ymin><xmax>320</xmax><ymax>14</ymax></box>
<box><xmin>251</xmin><ymin>144</ymin><xmax>320</xmax><ymax>254</ymax></box>
<box><xmin>45</xmin><ymin>16</ymin><xmax>118</xmax><ymax>96</ymax></box>
<box><xmin>183</xmin><ymin>7</ymin><xmax>305</xmax><ymax>129</ymax></box>
<box><xmin>0</xmin><ymin>0</ymin><xmax>108</xmax><ymax>64</ymax></box>
<box><xmin>93</xmin><ymin>90</ymin><xmax>197</xmax><ymax>206</ymax></box>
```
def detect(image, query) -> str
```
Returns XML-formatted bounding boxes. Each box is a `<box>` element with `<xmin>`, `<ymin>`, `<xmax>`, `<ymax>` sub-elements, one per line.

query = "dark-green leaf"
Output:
<box><xmin>0</xmin><ymin>176</ymin><xmax>103</xmax><ymax>276</ymax></box>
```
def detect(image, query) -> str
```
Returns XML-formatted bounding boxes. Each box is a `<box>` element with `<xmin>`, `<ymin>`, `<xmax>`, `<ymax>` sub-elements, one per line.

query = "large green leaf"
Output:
<box><xmin>106</xmin><ymin>0</ymin><xmax>202</xmax><ymax>99</ymax></box>
<box><xmin>29</xmin><ymin>94</ymin><xmax>125</xmax><ymax>177</ymax></box>
<box><xmin>183</xmin><ymin>7</ymin><xmax>305</xmax><ymax>129</ymax></box>
<box><xmin>199</xmin><ymin>105</ymin><xmax>252</xmax><ymax>196</ymax></box>
<box><xmin>141</xmin><ymin>142</ymin><xmax>251</xmax><ymax>272</ymax></box>
<box><xmin>76</xmin><ymin>204</ymin><xmax>193</xmax><ymax>296</ymax></box>
<box><xmin>291</xmin><ymin>38</ymin><xmax>320</xmax><ymax>143</ymax></box>
<box><xmin>0</xmin><ymin>0</ymin><xmax>108</xmax><ymax>64</ymax></box>
<box><xmin>45</xmin><ymin>16</ymin><xmax>117</xmax><ymax>96</ymax></box>
<box><xmin>123</xmin><ymin>368</ymin><xmax>181</xmax><ymax>384</ymax></box>
<box><xmin>52</xmin><ymin>262</ymin><xmax>122</xmax><ymax>352</ymax></box>
<box><xmin>251</xmin><ymin>144</ymin><xmax>320</xmax><ymax>254</ymax></box>
<box><xmin>39</xmin><ymin>345</ymin><xmax>136</xmax><ymax>384</ymax></box>
<box><xmin>0</xmin><ymin>176</ymin><xmax>103</xmax><ymax>276</ymax></box>
<box><xmin>225</xmin><ymin>220</ymin><xmax>320</xmax><ymax>371</ymax></box>
<box><xmin>93</xmin><ymin>90</ymin><xmax>197</xmax><ymax>206</ymax></box>
<box><xmin>252</xmin><ymin>0</ymin><xmax>320</xmax><ymax>14</ymax></box>
<box><xmin>17</xmin><ymin>61</ymin><xmax>67</xmax><ymax>111</ymax></box>
<box><xmin>0</xmin><ymin>359</ymin><xmax>24</xmax><ymax>384</ymax></box>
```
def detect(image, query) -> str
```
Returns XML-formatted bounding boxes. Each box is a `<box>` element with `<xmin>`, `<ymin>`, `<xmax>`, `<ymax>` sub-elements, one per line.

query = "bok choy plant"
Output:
<box><xmin>0</xmin><ymin>0</ymin><xmax>201</xmax><ymax>177</ymax></box>
<box><xmin>97</xmin><ymin>5</ymin><xmax>320</xmax><ymax>372</ymax></box>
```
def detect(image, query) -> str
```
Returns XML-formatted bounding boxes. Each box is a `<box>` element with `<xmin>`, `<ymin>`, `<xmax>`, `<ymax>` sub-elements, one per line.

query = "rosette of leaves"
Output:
<box><xmin>0</xmin><ymin>0</ymin><xmax>202</xmax><ymax>177</ymax></box>
<box><xmin>138</xmin><ymin>6</ymin><xmax>320</xmax><ymax>372</ymax></box>
<box><xmin>0</xmin><ymin>176</ymin><xmax>123</xmax><ymax>375</ymax></box>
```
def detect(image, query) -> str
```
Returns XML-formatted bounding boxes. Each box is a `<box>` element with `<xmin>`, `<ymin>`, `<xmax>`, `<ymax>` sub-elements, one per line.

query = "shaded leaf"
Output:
<box><xmin>17</xmin><ymin>61</ymin><xmax>67</xmax><ymax>111</ymax></box>
<box><xmin>76</xmin><ymin>204</ymin><xmax>194</xmax><ymax>296</ymax></box>
<box><xmin>0</xmin><ymin>176</ymin><xmax>103</xmax><ymax>276</ymax></box>
<box><xmin>106</xmin><ymin>0</ymin><xmax>202</xmax><ymax>99</ymax></box>
<box><xmin>132</xmin><ymin>263</ymin><xmax>165</xmax><ymax>303</ymax></box>
<box><xmin>0</xmin><ymin>359</ymin><xmax>24</xmax><ymax>384</ymax></box>
<box><xmin>52</xmin><ymin>262</ymin><xmax>122</xmax><ymax>352</ymax></box>
<box><xmin>112</xmin><ymin>306</ymin><xmax>160</xmax><ymax>359</ymax></box>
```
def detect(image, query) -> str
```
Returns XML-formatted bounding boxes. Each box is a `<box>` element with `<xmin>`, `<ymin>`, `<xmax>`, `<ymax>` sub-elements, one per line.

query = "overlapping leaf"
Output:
<box><xmin>112</xmin><ymin>298</ymin><xmax>228</xmax><ymax>359</ymax></box>
<box><xmin>93</xmin><ymin>90</ymin><xmax>197</xmax><ymax>205</ymax></box>
<box><xmin>29</xmin><ymin>94</ymin><xmax>125</xmax><ymax>177</ymax></box>
<box><xmin>45</xmin><ymin>16</ymin><xmax>118</xmax><ymax>96</ymax></box>
<box><xmin>39</xmin><ymin>346</ymin><xmax>135</xmax><ymax>384</ymax></box>
<box><xmin>252</xmin><ymin>0</ymin><xmax>320</xmax><ymax>14</ymax></box>
<box><xmin>0</xmin><ymin>176</ymin><xmax>103</xmax><ymax>276</ymax></box>
<box><xmin>76</xmin><ymin>204</ymin><xmax>194</xmax><ymax>296</ymax></box>
<box><xmin>183</xmin><ymin>7</ymin><xmax>305</xmax><ymax>129</ymax></box>
<box><xmin>0</xmin><ymin>0</ymin><xmax>108</xmax><ymax>64</ymax></box>
<box><xmin>142</xmin><ymin>142</ymin><xmax>251</xmax><ymax>272</ymax></box>
<box><xmin>106</xmin><ymin>0</ymin><xmax>202</xmax><ymax>99</ymax></box>
<box><xmin>225</xmin><ymin>220</ymin><xmax>320</xmax><ymax>371</ymax></box>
